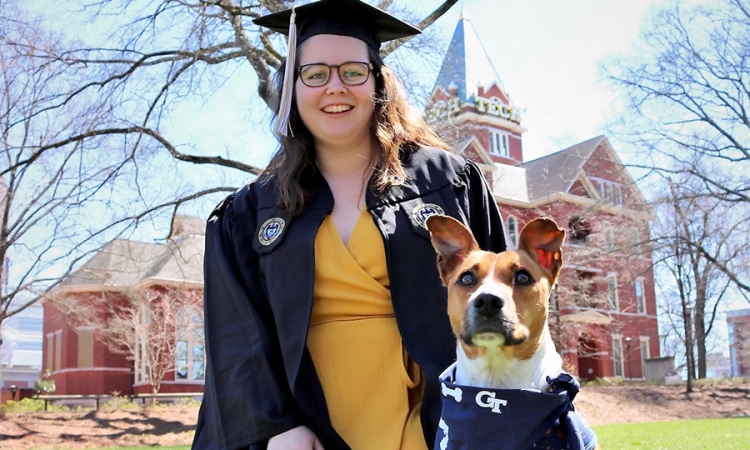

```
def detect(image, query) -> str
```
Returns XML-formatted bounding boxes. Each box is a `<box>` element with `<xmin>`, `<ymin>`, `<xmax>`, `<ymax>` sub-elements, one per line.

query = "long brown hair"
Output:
<box><xmin>261</xmin><ymin>47</ymin><xmax>448</xmax><ymax>214</ymax></box>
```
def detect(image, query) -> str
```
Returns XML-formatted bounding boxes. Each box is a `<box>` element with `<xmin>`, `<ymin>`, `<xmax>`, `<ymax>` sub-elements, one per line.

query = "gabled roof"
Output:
<box><xmin>455</xmin><ymin>136</ymin><xmax>494</xmax><ymax>166</ymax></box>
<box><xmin>522</xmin><ymin>135</ymin><xmax>603</xmax><ymax>201</ymax></box>
<box><xmin>431</xmin><ymin>10</ymin><xmax>507</xmax><ymax>104</ymax></box>
<box><xmin>61</xmin><ymin>216</ymin><xmax>205</xmax><ymax>290</ymax></box>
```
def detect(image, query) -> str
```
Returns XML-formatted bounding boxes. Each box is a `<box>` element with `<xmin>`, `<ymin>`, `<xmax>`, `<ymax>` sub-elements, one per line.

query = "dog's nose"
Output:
<box><xmin>473</xmin><ymin>293</ymin><xmax>504</xmax><ymax>317</ymax></box>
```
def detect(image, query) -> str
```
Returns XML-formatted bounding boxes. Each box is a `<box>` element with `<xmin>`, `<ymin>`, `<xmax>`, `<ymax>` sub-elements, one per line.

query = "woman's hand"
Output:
<box><xmin>268</xmin><ymin>425</ymin><xmax>325</xmax><ymax>450</ymax></box>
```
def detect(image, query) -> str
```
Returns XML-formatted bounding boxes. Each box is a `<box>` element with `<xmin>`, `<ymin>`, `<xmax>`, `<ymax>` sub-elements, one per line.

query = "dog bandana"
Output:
<box><xmin>434</xmin><ymin>363</ymin><xmax>598</xmax><ymax>450</ymax></box>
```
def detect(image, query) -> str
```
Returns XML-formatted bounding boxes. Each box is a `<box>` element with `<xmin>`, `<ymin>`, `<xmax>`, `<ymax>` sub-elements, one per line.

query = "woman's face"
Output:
<box><xmin>295</xmin><ymin>34</ymin><xmax>376</xmax><ymax>149</ymax></box>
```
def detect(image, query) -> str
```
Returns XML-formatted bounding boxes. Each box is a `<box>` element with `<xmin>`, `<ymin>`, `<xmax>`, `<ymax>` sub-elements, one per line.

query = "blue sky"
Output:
<box><xmin>436</xmin><ymin>0</ymin><xmax>669</xmax><ymax>162</ymax></box>
<box><xmin>162</xmin><ymin>0</ymin><xmax>685</xmax><ymax>170</ymax></box>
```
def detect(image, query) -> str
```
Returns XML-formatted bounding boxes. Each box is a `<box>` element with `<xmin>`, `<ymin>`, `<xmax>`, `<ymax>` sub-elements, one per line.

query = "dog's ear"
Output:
<box><xmin>518</xmin><ymin>218</ymin><xmax>565</xmax><ymax>279</ymax></box>
<box><xmin>426</xmin><ymin>215</ymin><xmax>479</xmax><ymax>286</ymax></box>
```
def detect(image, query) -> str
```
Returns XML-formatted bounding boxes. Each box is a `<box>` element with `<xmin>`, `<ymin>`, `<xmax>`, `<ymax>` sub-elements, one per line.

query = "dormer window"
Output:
<box><xmin>592</xmin><ymin>178</ymin><xmax>623</xmax><ymax>205</ymax></box>
<box><xmin>489</xmin><ymin>130</ymin><xmax>509</xmax><ymax>157</ymax></box>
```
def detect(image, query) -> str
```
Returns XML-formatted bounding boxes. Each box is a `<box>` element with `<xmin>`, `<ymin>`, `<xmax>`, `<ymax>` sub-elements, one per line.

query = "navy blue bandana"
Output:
<box><xmin>434</xmin><ymin>363</ymin><xmax>598</xmax><ymax>450</ymax></box>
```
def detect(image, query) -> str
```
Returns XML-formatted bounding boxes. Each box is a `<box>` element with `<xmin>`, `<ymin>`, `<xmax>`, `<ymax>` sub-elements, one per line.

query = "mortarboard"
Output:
<box><xmin>254</xmin><ymin>0</ymin><xmax>421</xmax><ymax>136</ymax></box>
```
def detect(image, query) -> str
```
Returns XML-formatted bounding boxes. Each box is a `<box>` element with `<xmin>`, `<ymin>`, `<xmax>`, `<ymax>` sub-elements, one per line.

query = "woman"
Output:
<box><xmin>192</xmin><ymin>1</ymin><xmax>507</xmax><ymax>449</ymax></box>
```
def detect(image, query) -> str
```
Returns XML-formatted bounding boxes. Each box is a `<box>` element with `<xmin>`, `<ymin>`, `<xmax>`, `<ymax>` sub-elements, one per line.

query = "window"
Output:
<box><xmin>16</xmin><ymin>341</ymin><xmax>43</xmax><ymax>351</ymax></box>
<box><xmin>613</xmin><ymin>337</ymin><xmax>624</xmax><ymax>377</ymax></box>
<box><xmin>46</xmin><ymin>333</ymin><xmax>54</xmax><ymax>372</ymax></box>
<box><xmin>640</xmin><ymin>338</ymin><xmax>650</xmax><ymax>379</ymax></box>
<box><xmin>175</xmin><ymin>308</ymin><xmax>205</xmax><ymax>382</ymax></box>
<box><xmin>635</xmin><ymin>278</ymin><xmax>646</xmax><ymax>314</ymax></box>
<box><xmin>54</xmin><ymin>330</ymin><xmax>62</xmax><ymax>372</ymax></box>
<box><xmin>593</xmin><ymin>179</ymin><xmax>623</xmax><ymax>205</ymax></box>
<box><xmin>631</xmin><ymin>227</ymin><xmax>641</xmax><ymax>255</ymax></box>
<box><xmin>77</xmin><ymin>327</ymin><xmax>94</xmax><ymax>368</ymax></box>
<box><xmin>489</xmin><ymin>130</ymin><xmax>509</xmax><ymax>157</ymax></box>
<box><xmin>135</xmin><ymin>307</ymin><xmax>149</xmax><ymax>384</ymax></box>
<box><xmin>608</xmin><ymin>274</ymin><xmax>619</xmax><ymax>310</ymax></box>
<box><xmin>604</xmin><ymin>222</ymin><xmax>614</xmax><ymax>250</ymax></box>
<box><xmin>507</xmin><ymin>216</ymin><xmax>518</xmax><ymax>248</ymax></box>
<box><xmin>17</xmin><ymin>317</ymin><xmax>43</xmax><ymax>333</ymax></box>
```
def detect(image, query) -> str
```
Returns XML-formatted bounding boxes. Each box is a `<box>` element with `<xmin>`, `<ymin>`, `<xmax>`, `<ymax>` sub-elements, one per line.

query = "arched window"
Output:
<box><xmin>608</xmin><ymin>273</ymin><xmax>619</xmax><ymax>310</ymax></box>
<box><xmin>635</xmin><ymin>277</ymin><xmax>646</xmax><ymax>314</ymax></box>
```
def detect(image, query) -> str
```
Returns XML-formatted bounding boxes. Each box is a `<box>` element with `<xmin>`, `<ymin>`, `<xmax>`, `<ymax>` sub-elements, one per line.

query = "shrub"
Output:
<box><xmin>3</xmin><ymin>397</ymin><xmax>68</xmax><ymax>413</ymax></box>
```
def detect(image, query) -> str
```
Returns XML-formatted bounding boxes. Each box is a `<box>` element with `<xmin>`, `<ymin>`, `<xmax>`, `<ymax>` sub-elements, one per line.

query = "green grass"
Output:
<box><xmin>593</xmin><ymin>417</ymin><xmax>750</xmax><ymax>449</ymax></box>
<box><xmin>24</xmin><ymin>418</ymin><xmax>750</xmax><ymax>450</ymax></box>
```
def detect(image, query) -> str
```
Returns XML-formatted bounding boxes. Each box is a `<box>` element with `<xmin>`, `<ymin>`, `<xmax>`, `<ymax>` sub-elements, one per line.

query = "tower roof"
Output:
<box><xmin>432</xmin><ymin>12</ymin><xmax>507</xmax><ymax>103</ymax></box>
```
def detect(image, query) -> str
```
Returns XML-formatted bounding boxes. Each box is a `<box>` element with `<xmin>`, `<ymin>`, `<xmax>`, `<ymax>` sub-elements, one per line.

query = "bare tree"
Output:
<box><xmin>605</xmin><ymin>0</ymin><xmax>750</xmax><ymax>297</ymax></box>
<box><xmin>103</xmin><ymin>288</ymin><xmax>203</xmax><ymax>394</ymax></box>
<box><xmin>55</xmin><ymin>286</ymin><xmax>203</xmax><ymax>394</ymax></box>
<box><xmin>0</xmin><ymin>7</ymin><xmax>159</xmax><ymax>345</ymax></box>
<box><xmin>651</xmin><ymin>175</ymin><xmax>748</xmax><ymax>386</ymax></box>
<box><xmin>1</xmin><ymin>1</ymin><xmax>458</xmax><ymax>348</ymax></box>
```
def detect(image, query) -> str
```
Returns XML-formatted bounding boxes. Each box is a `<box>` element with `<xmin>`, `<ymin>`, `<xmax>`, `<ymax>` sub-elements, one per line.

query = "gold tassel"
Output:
<box><xmin>274</xmin><ymin>6</ymin><xmax>298</xmax><ymax>137</ymax></box>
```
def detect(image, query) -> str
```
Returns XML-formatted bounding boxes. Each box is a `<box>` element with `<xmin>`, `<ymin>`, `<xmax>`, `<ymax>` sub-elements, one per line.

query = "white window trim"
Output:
<box><xmin>607</xmin><ymin>273</ymin><xmax>619</xmax><ymax>310</ymax></box>
<box><xmin>635</xmin><ymin>277</ymin><xmax>646</xmax><ymax>314</ymax></box>
<box><xmin>175</xmin><ymin>309</ymin><xmax>205</xmax><ymax>382</ymax></box>
<box><xmin>639</xmin><ymin>337</ymin><xmax>650</xmax><ymax>379</ymax></box>
<box><xmin>604</xmin><ymin>221</ymin><xmax>614</xmax><ymax>250</ymax></box>
<box><xmin>489</xmin><ymin>129</ymin><xmax>510</xmax><ymax>157</ymax></box>
<box><xmin>591</xmin><ymin>177</ymin><xmax>624</xmax><ymax>205</ymax></box>
<box><xmin>612</xmin><ymin>335</ymin><xmax>624</xmax><ymax>378</ymax></box>
<box><xmin>507</xmin><ymin>215</ymin><xmax>519</xmax><ymax>248</ymax></box>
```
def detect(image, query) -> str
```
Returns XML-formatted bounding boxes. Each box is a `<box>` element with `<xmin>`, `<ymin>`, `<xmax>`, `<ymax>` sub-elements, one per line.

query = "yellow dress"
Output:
<box><xmin>307</xmin><ymin>210</ymin><xmax>427</xmax><ymax>450</ymax></box>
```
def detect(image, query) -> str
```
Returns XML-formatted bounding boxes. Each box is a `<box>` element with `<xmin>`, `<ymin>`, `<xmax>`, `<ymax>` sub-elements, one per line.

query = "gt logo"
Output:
<box><xmin>475</xmin><ymin>390</ymin><xmax>508</xmax><ymax>413</ymax></box>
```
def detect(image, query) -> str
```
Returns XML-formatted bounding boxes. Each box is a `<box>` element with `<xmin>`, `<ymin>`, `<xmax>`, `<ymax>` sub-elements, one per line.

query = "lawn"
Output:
<box><xmin>593</xmin><ymin>417</ymin><xmax>750</xmax><ymax>449</ymax></box>
<box><xmin>84</xmin><ymin>418</ymin><xmax>750</xmax><ymax>450</ymax></box>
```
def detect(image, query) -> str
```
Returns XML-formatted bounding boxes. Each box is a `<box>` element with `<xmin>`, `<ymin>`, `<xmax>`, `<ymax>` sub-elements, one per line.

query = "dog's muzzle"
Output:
<box><xmin>461</xmin><ymin>293</ymin><xmax>525</xmax><ymax>346</ymax></box>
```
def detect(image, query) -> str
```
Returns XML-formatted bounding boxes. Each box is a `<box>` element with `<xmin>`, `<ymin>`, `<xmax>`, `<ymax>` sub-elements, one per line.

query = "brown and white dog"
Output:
<box><xmin>426</xmin><ymin>215</ymin><xmax>599</xmax><ymax>450</ymax></box>
<box><xmin>426</xmin><ymin>215</ymin><xmax>566</xmax><ymax>390</ymax></box>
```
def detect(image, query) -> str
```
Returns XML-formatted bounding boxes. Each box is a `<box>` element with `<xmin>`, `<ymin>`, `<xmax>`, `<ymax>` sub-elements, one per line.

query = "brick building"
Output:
<box><xmin>727</xmin><ymin>309</ymin><xmax>750</xmax><ymax>377</ymax></box>
<box><xmin>42</xmin><ymin>12</ymin><xmax>663</xmax><ymax>395</ymax></box>
<box><xmin>43</xmin><ymin>216</ymin><xmax>205</xmax><ymax>395</ymax></box>
<box><xmin>426</xmin><ymin>12</ymin><xmax>661</xmax><ymax>380</ymax></box>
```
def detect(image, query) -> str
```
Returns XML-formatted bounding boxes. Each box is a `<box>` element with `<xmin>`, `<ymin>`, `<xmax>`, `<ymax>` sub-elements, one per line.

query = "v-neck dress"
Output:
<box><xmin>307</xmin><ymin>210</ymin><xmax>427</xmax><ymax>450</ymax></box>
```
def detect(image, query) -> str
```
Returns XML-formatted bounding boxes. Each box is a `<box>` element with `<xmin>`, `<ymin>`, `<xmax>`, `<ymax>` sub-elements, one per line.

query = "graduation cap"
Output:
<box><xmin>254</xmin><ymin>0</ymin><xmax>421</xmax><ymax>136</ymax></box>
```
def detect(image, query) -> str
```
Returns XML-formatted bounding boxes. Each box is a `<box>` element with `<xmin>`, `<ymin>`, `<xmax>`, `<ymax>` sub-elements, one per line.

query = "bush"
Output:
<box><xmin>35</xmin><ymin>369</ymin><xmax>56</xmax><ymax>394</ymax></box>
<box><xmin>3</xmin><ymin>397</ymin><xmax>68</xmax><ymax>413</ymax></box>
<box><xmin>100</xmin><ymin>391</ymin><xmax>138</xmax><ymax>412</ymax></box>
<box><xmin>174</xmin><ymin>396</ymin><xmax>201</xmax><ymax>408</ymax></box>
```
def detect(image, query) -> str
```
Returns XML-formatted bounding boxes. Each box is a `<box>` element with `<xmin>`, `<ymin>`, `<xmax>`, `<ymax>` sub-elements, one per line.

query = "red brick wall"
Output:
<box><xmin>498</xmin><ymin>199</ymin><xmax>660</xmax><ymax>380</ymax></box>
<box><xmin>43</xmin><ymin>288</ymin><xmax>205</xmax><ymax>395</ymax></box>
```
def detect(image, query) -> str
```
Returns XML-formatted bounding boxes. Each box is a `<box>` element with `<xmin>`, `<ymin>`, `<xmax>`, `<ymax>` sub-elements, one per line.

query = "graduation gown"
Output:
<box><xmin>192</xmin><ymin>148</ymin><xmax>508</xmax><ymax>450</ymax></box>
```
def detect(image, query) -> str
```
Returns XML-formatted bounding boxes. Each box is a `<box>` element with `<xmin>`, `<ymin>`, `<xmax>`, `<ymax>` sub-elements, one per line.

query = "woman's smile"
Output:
<box><xmin>322</xmin><ymin>104</ymin><xmax>353</xmax><ymax>114</ymax></box>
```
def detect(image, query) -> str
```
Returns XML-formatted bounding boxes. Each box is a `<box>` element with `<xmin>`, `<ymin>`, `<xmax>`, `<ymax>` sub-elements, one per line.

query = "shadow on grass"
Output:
<box><xmin>1</xmin><ymin>407</ymin><xmax>196</xmax><ymax>446</ymax></box>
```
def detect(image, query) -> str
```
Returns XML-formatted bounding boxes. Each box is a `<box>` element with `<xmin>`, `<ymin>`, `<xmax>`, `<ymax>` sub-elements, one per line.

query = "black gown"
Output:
<box><xmin>193</xmin><ymin>147</ymin><xmax>508</xmax><ymax>450</ymax></box>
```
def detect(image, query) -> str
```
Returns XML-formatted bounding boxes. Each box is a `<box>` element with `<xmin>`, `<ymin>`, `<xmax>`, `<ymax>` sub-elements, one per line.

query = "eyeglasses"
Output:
<box><xmin>297</xmin><ymin>61</ymin><xmax>374</xmax><ymax>87</ymax></box>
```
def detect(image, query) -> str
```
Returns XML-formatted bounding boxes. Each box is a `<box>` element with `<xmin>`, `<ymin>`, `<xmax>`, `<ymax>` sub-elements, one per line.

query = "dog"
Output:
<box><xmin>425</xmin><ymin>215</ymin><xmax>600</xmax><ymax>450</ymax></box>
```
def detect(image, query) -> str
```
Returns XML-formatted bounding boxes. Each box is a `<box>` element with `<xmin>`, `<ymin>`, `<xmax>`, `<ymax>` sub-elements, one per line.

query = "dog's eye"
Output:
<box><xmin>457</xmin><ymin>271</ymin><xmax>476</xmax><ymax>286</ymax></box>
<box><xmin>514</xmin><ymin>270</ymin><xmax>534</xmax><ymax>286</ymax></box>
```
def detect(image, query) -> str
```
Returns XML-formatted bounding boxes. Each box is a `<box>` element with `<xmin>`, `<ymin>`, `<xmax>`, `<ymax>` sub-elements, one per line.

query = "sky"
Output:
<box><xmin>154</xmin><ymin>0</ymin><xmax>683</xmax><ymax>171</ymax></box>
<box><xmin>431</xmin><ymin>0</ymin><xmax>669</xmax><ymax>162</ymax></box>
<box><xmin>8</xmin><ymin>0</ymin><xmax>738</xmax><ymax>371</ymax></box>
<box><xmin>426</xmin><ymin>0</ymin><xmax>740</xmax><ymax>354</ymax></box>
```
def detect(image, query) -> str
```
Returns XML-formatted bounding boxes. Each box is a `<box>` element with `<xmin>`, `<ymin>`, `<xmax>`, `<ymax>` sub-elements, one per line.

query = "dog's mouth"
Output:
<box><xmin>460</xmin><ymin>317</ymin><xmax>528</xmax><ymax>348</ymax></box>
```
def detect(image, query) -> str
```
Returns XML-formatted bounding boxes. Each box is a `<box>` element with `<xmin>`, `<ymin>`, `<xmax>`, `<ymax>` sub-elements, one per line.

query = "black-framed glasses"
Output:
<box><xmin>297</xmin><ymin>61</ymin><xmax>374</xmax><ymax>87</ymax></box>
